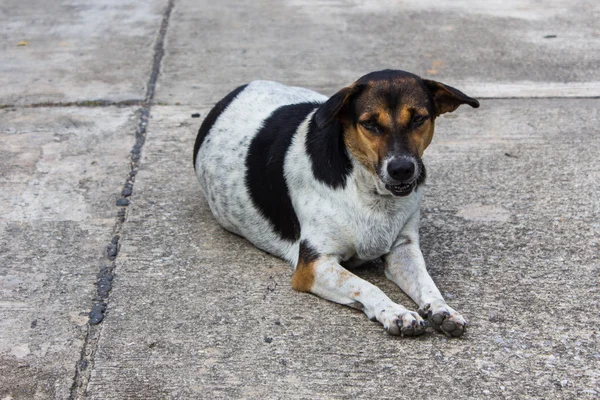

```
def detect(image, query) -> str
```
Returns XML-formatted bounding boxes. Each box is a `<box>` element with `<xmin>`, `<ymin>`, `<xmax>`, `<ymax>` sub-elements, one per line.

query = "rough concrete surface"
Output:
<box><xmin>0</xmin><ymin>0</ymin><xmax>599</xmax><ymax>399</ymax></box>
<box><xmin>85</xmin><ymin>104</ymin><xmax>599</xmax><ymax>399</ymax></box>
<box><xmin>0</xmin><ymin>0</ymin><xmax>167</xmax><ymax>105</ymax></box>
<box><xmin>157</xmin><ymin>0</ymin><xmax>600</xmax><ymax>105</ymax></box>
<box><xmin>0</xmin><ymin>107</ymin><xmax>137</xmax><ymax>398</ymax></box>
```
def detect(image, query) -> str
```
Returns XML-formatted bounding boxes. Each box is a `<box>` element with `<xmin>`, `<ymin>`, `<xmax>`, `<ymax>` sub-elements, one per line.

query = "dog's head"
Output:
<box><xmin>314</xmin><ymin>70</ymin><xmax>479</xmax><ymax>196</ymax></box>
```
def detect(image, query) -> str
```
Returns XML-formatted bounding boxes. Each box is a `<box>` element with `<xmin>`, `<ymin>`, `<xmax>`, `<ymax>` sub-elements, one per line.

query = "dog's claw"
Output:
<box><xmin>418</xmin><ymin>303</ymin><xmax>430</xmax><ymax>319</ymax></box>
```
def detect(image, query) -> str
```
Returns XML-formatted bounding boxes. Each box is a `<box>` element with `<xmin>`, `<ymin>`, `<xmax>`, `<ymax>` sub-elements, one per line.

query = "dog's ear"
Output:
<box><xmin>314</xmin><ymin>84</ymin><xmax>362</xmax><ymax>129</ymax></box>
<box><xmin>423</xmin><ymin>79</ymin><xmax>479</xmax><ymax>117</ymax></box>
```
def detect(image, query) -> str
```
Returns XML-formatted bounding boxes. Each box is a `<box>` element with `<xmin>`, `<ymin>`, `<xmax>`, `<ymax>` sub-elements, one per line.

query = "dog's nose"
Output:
<box><xmin>387</xmin><ymin>158</ymin><xmax>416</xmax><ymax>182</ymax></box>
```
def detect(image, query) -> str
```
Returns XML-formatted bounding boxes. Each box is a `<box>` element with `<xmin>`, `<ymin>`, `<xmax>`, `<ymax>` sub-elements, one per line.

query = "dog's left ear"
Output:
<box><xmin>424</xmin><ymin>79</ymin><xmax>480</xmax><ymax>117</ymax></box>
<box><xmin>314</xmin><ymin>84</ymin><xmax>362</xmax><ymax>129</ymax></box>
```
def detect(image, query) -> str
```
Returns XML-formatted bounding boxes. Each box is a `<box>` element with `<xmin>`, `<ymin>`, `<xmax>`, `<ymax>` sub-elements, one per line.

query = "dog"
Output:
<box><xmin>193</xmin><ymin>70</ymin><xmax>479</xmax><ymax>337</ymax></box>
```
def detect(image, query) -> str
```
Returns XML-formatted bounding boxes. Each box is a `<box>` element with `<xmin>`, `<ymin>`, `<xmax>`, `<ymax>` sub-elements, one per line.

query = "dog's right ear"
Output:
<box><xmin>314</xmin><ymin>85</ymin><xmax>361</xmax><ymax>129</ymax></box>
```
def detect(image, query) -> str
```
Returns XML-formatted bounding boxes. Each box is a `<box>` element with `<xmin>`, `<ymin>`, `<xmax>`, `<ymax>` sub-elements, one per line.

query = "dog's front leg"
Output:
<box><xmin>292</xmin><ymin>241</ymin><xmax>425</xmax><ymax>336</ymax></box>
<box><xmin>383</xmin><ymin>211</ymin><xmax>468</xmax><ymax>337</ymax></box>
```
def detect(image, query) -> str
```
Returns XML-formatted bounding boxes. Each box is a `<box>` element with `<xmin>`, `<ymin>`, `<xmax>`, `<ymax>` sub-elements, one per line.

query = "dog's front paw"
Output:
<box><xmin>378</xmin><ymin>306</ymin><xmax>425</xmax><ymax>337</ymax></box>
<box><xmin>419</xmin><ymin>302</ymin><xmax>467</xmax><ymax>337</ymax></box>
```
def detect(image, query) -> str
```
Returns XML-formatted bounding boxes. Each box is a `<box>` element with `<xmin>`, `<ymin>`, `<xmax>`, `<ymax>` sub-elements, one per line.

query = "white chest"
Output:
<box><xmin>293</xmin><ymin>181</ymin><xmax>421</xmax><ymax>261</ymax></box>
<box><xmin>344</xmin><ymin>194</ymin><xmax>420</xmax><ymax>261</ymax></box>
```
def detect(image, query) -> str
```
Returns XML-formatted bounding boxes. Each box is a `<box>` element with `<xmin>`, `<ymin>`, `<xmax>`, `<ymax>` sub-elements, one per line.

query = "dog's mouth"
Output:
<box><xmin>385</xmin><ymin>181</ymin><xmax>415</xmax><ymax>197</ymax></box>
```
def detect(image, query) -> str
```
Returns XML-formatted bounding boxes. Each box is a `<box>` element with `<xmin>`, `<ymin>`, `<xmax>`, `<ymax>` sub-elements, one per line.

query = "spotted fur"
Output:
<box><xmin>194</xmin><ymin>71</ymin><xmax>479</xmax><ymax>337</ymax></box>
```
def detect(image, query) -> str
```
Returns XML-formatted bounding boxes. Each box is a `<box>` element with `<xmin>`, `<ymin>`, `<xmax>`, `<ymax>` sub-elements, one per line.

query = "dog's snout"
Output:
<box><xmin>387</xmin><ymin>158</ymin><xmax>416</xmax><ymax>182</ymax></box>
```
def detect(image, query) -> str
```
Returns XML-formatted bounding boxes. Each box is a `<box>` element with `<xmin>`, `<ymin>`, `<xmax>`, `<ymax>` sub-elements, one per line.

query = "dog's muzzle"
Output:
<box><xmin>382</xmin><ymin>157</ymin><xmax>418</xmax><ymax>197</ymax></box>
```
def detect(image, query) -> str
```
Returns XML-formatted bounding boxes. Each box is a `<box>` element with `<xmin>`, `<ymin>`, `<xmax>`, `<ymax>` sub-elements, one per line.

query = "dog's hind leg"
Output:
<box><xmin>291</xmin><ymin>240</ymin><xmax>425</xmax><ymax>336</ymax></box>
<box><xmin>383</xmin><ymin>210</ymin><xmax>468</xmax><ymax>337</ymax></box>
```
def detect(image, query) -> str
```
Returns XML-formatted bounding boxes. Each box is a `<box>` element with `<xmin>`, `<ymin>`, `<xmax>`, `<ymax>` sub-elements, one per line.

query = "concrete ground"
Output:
<box><xmin>0</xmin><ymin>0</ymin><xmax>598</xmax><ymax>399</ymax></box>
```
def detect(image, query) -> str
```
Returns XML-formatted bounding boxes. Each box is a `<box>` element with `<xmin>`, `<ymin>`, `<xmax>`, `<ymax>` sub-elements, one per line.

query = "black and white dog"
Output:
<box><xmin>193</xmin><ymin>70</ymin><xmax>479</xmax><ymax>337</ymax></box>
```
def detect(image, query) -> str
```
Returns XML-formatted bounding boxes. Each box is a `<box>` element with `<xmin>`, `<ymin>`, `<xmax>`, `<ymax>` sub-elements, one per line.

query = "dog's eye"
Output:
<box><xmin>412</xmin><ymin>115</ymin><xmax>429</xmax><ymax>127</ymax></box>
<box><xmin>360</xmin><ymin>120</ymin><xmax>379</xmax><ymax>133</ymax></box>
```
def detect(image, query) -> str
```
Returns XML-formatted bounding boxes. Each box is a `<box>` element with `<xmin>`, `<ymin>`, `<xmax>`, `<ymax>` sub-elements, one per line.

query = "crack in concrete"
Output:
<box><xmin>68</xmin><ymin>0</ymin><xmax>175</xmax><ymax>398</ymax></box>
<box><xmin>0</xmin><ymin>100</ymin><xmax>144</xmax><ymax>109</ymax></box>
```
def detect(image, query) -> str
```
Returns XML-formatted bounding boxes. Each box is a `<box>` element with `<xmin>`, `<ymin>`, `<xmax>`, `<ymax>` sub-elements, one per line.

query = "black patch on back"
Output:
<box><xmin>305</xmin><ymin>117</ymin><xmax>353</xmax><ymax>188</ymax></box>
<box><xmin>193</xmin><ymin>84</ymin><xmax>248</xmax><ymax>169</ymax></box>
<box><xmin>246</xmin><ymin>102</ymin><xmax>319</xmax><ymax>242</ymax></box>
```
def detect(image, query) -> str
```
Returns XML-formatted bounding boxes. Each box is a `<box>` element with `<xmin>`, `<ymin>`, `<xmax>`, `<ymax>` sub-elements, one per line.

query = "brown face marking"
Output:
<box><xmin>343</xmin><ymin>101</ymin><xmax>396</xmax><ymax>173</ymax></box>
<box><xmin>341</xmin><ymin>72</ymin><xmax>437</xmax><ymax>174</ymax></box>
<box><xmin>291</xmin><ymin>240</ymin><xmax>319</xmax><ymax>292</ymax></box>
<box><xmin>343</xmin><ymin>123</ymin><xmax>385</xmax><ymax>174</ymax></box>
<box><xmin>406</xmin><ymin>115</ymin><xmax>435</xmax><ymax>158</ymax></box>
<box><xmin>398</xmin><ymin>105</ymin><xmax>436</xmax><ymax>157</ymax></box>
<box><xmin>398</xmin><ymin>107</ymin><xmax>412</xmax><ymax>126</ymax></box>
<box><xmin>374</xmin><ymin>108</ymin><xmax>393</xmax><ymax>128</ymax></box>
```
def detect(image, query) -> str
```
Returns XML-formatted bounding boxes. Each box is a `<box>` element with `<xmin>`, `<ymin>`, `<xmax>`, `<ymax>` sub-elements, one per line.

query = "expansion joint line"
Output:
<box><xmin>69</xmin><ymin>1</ymin><xmax>175</xmax><ymax>398</ymax></box>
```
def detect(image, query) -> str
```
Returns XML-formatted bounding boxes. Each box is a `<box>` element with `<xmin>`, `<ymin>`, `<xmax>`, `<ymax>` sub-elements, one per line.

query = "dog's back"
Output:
<box><xmin>194</xmin><ymin>81</ymin><xmax>327</xmax><ymax>262</ymax></box>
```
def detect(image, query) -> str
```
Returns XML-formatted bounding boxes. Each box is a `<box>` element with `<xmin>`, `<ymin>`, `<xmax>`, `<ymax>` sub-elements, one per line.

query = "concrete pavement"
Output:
<box><xmin>1</xmin><ymin>1</ymin><xmax>599</xmax><ymax>399</ymax></box>
<box><xmin>0</xmin><ymin>0</ymin><xmax>166</xmax><ymax>105</ymax></box>
<box><xmin>158</xmin><ymin>0</ymin><xmax>600</xmax><ymax>104</ymax></box>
